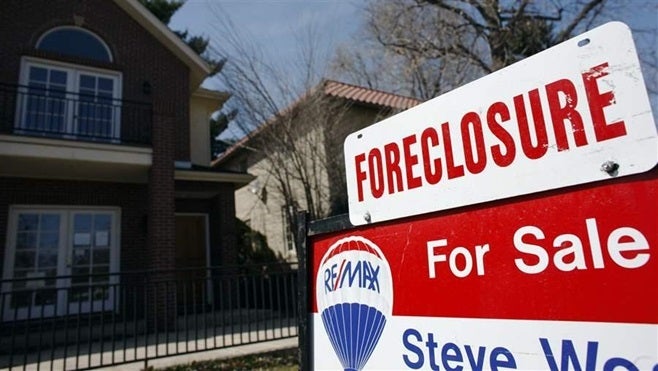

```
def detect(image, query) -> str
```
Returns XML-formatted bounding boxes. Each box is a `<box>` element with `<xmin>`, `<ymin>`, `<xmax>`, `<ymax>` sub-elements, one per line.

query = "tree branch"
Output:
<box><xmin>555</xmin><ymin>0</ymin><xmax>605</xmax><ymax>43</ymax></box>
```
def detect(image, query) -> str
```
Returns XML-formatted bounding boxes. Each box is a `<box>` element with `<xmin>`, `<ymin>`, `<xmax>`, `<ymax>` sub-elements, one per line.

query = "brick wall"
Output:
<box><xmin>0</xmin><ymin>178</ymin><xmax>148</xmax><ymax>272</ymax></box>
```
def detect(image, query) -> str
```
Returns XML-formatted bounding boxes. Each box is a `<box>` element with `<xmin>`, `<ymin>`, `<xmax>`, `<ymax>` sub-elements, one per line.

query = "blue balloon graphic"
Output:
<box><xmin>316</xmin><ymin>236</ymin><xmax>393</xmax><ymax>371</ymax></box>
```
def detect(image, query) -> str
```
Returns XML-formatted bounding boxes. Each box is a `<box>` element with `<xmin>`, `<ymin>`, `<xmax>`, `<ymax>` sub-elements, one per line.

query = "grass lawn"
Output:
<box><xmin>157</xmin><ymin>348</ymin><xmax>299</xmax><ymax>370</ymax></box>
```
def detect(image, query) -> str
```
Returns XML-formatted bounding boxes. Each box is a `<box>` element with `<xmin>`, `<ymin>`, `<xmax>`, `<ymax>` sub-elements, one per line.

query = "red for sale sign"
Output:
<box><xmin>311</xmin><ymin>169</ymin><xmax>658</xmax><ymax>370</ymax></box>
<box><xmin>314</xmin><ymin>21</ymin><xmax>657</xmax><ymax>371</ymax></box>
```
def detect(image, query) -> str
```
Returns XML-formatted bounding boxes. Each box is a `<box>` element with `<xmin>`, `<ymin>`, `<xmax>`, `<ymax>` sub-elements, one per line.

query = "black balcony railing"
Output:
<box><xmin>0</xmin><ymin>264</ymin><xmax>299</xmax><ymax>370</ymax></box>
<box><xmin>0</xmin><ymin>83</ymin><xmax>152</xmax><ymax>146</ymax></box>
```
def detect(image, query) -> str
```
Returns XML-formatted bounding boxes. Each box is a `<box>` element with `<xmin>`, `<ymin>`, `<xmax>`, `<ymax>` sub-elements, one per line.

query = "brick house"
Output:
<box><xmin>213</xmin><ymin>80</ymin><xmax>419</xmax><ymax>259</ymax></box>
<box><xmin>0</xmin><ymin>0</ymin><xmax>252</xmax><ymax>321</ymax></box>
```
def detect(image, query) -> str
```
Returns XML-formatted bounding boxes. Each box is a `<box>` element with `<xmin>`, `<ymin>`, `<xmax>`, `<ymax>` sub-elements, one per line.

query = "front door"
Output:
<box><xmin>175</xmin><ymin>214</ymin><xmax>208</xmax><ymax>311</ymax></box>
<box><xmin>2</xmin><ymin>207</ymin><xmax>119</xmax><ymax>321</ymax></box>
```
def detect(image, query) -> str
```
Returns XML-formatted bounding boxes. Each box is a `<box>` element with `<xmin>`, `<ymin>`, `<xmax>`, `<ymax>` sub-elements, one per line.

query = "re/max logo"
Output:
<box><xmin>323</xmin><ymin>259</ymin><xmax>380</xmax><ymax>294</ymax></box>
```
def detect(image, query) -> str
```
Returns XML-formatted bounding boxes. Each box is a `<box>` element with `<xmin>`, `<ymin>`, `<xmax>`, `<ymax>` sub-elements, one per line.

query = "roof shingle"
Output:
<box><xmin>323</xmin><ymin>80</ymin><xmax>420</xmax><ymax>110</ymax></box>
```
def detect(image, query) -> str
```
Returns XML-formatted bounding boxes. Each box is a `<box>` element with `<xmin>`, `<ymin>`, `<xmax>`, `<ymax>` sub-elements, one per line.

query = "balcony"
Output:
<box><xmin>0</xmin><ymin>84</ymin><xmax>153</xmax><ymax>183</ymax></box>
<box><xmin>0</xmin><ymin>83</ymin><xmax>152</xmax><ymax>145</ymax></box>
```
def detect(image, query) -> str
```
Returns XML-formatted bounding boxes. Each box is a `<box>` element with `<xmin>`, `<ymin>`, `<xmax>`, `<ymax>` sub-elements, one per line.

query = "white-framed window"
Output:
<box><xmin>16</xmin><ymin>57</ymin><xmax>122</xmax><ymax>141</ymax></box>
<box><xmin>1</xmin><ymin>206</ymin><xmax>120</xmax><ymax>321</ymax></box>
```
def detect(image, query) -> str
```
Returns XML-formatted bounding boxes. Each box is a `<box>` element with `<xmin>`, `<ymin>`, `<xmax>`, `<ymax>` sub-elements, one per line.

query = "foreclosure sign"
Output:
<box><xmin>344</xmin><ymin>22</ymin><xmax>657</xmax><ymax>226</ymax></box>
<box><xmin>311</xmin><ymin>169</ymin><xmax>658</xmax><ymax>370</ymax></box>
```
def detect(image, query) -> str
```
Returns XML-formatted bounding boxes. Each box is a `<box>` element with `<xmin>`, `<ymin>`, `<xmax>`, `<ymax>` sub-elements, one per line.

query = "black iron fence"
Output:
<box><xmin>0</xmin><ymin>83</ymin><xmax>152</xmax><ymax>145</ymax></box>
<box><xmin>0</xmin><ymin>263</ymin><xmax>299</xmax><ymax>370</ymax></box>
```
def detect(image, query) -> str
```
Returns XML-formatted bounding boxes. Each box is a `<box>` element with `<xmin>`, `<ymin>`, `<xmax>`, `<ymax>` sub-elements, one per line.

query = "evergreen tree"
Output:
<box><xmin>140</xmin><ymin>0</ymin><xmax>222</xmax><ymax>74</ymax></box>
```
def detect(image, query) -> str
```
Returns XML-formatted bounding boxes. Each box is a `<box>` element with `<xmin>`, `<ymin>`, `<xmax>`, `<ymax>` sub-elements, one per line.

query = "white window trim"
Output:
<box><xmin>36</xmin><ymin>26</ymin><xmax>113</xmax><ymax>63</ymax></box>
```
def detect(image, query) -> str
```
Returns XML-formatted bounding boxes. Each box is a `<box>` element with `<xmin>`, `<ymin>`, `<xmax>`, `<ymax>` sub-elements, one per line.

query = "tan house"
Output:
<box><xmin>213</xmin><ymin>80</ymin><xmax>420</xmax><ymax>259</ymax></box>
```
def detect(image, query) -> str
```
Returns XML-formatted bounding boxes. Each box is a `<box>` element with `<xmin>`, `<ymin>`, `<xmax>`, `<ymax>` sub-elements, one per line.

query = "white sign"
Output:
<box><xmin>312</xmin><ymin>316</ymin><xmax>658</xmax><ymax>370</ymax></box>
<box><xmin>74</xmin><ymin>233</ymin><xmax>91</xmax><ymax>246</ymax></box>
<box><xmin>344</xmin><ymin>22</ymin><xmax>657</xmax><ymax>226</ymax></box>
<box><xmin>95</xmin><ymin>231</ymin><xmax>109</xmax><ymax>247</ymax></box>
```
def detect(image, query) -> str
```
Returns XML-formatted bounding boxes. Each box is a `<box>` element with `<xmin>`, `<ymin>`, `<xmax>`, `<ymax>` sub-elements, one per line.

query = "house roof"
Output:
<box><xmin>324</xmin><ymin>80</ymin><xmax>420</xmax><ymax>110</ymax></box>
<box><xmin>113</xmin><ymin>0</ymin><xmax>211</xmax><ymax>90</ymax></box>
<box><xmin>211</xmin><ymin>80</ymin><xmax>421</xmax><ymax>167</ymax></box>
<box><xmin>193</xmin><ymin>87</ymin><xmax>231</xmax><ymax>102</ymax></box>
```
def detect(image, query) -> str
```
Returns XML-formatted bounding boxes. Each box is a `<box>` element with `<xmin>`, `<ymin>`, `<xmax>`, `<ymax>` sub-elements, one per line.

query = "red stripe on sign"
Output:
<box><xmin>311</xmin><ymin>169</ymin><xmax>658</xmax><ymax>324</ymax></box>
<box><xmin>321</xmin><ymin>238</ymin><xmax>381</xmax><ymax>264</ymax></box>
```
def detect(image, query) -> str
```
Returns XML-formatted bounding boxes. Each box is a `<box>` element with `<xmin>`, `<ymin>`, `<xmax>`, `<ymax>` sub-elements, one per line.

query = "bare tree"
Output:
<box><xmin>332</xmin><ymin>0</ymin><xmax>647</xmax><ymax>100</ymax></box>
<box><xmin>206</xmin><ymin>5</ymin><xmax>356</xmax><ymax>247</ymax></box>
<box><xmin>334</xmin><ymin>0</ymin><xmax>481</xmax><ymax>100</ymax></box>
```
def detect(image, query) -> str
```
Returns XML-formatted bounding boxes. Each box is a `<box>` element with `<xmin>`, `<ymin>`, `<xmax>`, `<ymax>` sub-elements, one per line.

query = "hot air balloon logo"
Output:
<box><xmin>316</xmin><ymin>236</ymin><xmax>393</xmax><ymax>371</ymax></box>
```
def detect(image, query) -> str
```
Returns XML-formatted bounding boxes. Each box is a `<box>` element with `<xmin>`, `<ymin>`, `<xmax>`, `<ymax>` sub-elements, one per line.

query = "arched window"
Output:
<box><xmin>15</xmin><ymin>26</ymin><xmax>121</xmax><ymax>141</ymax></box>
<box><xmin>37</xmin><ymin>26</ymin><xmax>112</xmax><ymax>62</ymax></box>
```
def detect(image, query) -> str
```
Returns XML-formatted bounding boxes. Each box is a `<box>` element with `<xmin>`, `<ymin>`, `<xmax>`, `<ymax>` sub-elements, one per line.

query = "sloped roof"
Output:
<box><xmin>324</xmin><ymin>80</ymin><xmax>420</xmax><ymax>110</ymax></box>
<box><xmin>211</xmin><ymin>80</ymin><xmax>421</xmax><ymax>166</ymax></box>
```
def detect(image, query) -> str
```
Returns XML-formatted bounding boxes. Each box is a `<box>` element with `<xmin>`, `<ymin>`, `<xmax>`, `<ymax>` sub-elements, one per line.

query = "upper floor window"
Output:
<box><xmin>37</xmin><ymin>27</ymin><xmax>112</xmax><ymax>63</ymax></box>
<box><xmin>15</xmin><ymin>57</ymin><xmax>122</xmax><ymax>142</ymax></box>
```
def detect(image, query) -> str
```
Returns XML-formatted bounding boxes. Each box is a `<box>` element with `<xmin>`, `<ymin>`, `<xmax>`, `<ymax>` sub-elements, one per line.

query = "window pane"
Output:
<box><xmin>93</xmin><ymin>249</ymin><xmax>109</xmax><ymax>264</ymax></box>
<box><xmin>38</xmin><ymin>250</ymin><xmax>58</xmax><ymax>268</ymax></box>
<box><xmin>74</xmin><ymin>214</ymin><xmax>92</xmax><ymax>233</ymax></box>
<box><xmin>92</xmin><ymin>266</ymin><xmax>109</xmax><ymax>284</ymax></box>
<box><xmin>29</xmin><ymin>67</ymin><xmax>48</xmax><ymax>83</ymax></box>
<box><xmin>79</xmin><ymin>75</ymin><xmax>95</xmax><ymax>90</ymax></box>
<box><xmin>16</xmin><ymin>232</ymin><xmax>37</xmax><ymax>249</ymax></box>
<box><xmin>18</xmin><ymin>214</ymin><xmax>39</xmax><ymax>231</ymax></box>
<box><xmin>40</xmin><ymin>231</ymin><xmax>59</xmax><ymax>247</ymax></box>
<box><xmin>37</xmin><ymin>28</ymin><xmax>111</xmax><ymax>62</ymax></box>
<box><xmin>50</xmin><ymin>70</ymin><xmax>67</xmax><ymax>86</ymax></box>
<box><xmin>71</xmin><ymin>267</ymin><xmax>90</xmax><ymax>285</ymax></box>
<box><xmin>98</xmin><ymin>78</ymin><xmax>113</xmax><ymax>92</ymax></box>
<box><xmin>39</xmin><ymin>232</ymin><xmax>59</xmax><ymax>250</ymax></box>
<box><xmin>40</xmin><ymin>214</ymin><xmax>60</xmax><ymax>231</ymax></box>
<box><xmin>15</xmin><ymin>251</ymin><xmax>35</xmax><ymax>269</ymax></box>
<box><xmin>73</xmin><ymin>234</ymin><xmax>91</xmax><ymax>247</ymax></box>
<box><xmin>73</xmin><ymin>248</ymin><xmax>90</xmax><ymax>265</ymax></box>
<box><xmin>94</xmin><ymin>215</ymin><xmax>111</xmax><ymax>232</ymax></box>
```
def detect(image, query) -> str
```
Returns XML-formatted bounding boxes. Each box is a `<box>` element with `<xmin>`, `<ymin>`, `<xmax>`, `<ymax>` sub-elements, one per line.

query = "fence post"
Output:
<box><xmin>295</xmin><ymin>211</ymin><xmax>310</xmax><ymax>371</ymax></box>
